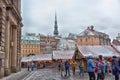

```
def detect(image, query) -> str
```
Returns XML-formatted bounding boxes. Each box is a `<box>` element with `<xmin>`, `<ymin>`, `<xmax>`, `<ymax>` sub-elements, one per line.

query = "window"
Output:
<box><xmin>0</xmin><ymin>59</ymin><xmax>2</xmax><ymax>68</ymax></box>
<box><xmin>91</xmin><ymin>38</ymin><xmax>94</xmax><ymax>42</ymax></box>
<box><xmin>0</xmin><ymin>32</ymin><xmax>2</xmax><ymax>46</ymax></box>
<box><xmin>80</xmin><ymin>39</ymin><xmax>82</xmax><ymax>42</ymax></box>
<box><xmin>85</xmin><ymin>38</ymin><xmax>87</xmax><ymax>42</ymax></box>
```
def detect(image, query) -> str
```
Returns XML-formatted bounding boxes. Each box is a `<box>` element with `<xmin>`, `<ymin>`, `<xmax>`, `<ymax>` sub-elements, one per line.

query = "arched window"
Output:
<box><xmin>80</xmin><ymin>39</ymin><xmax>82</xmax><ymax>42</ymax></box>
<box><xmin>85</xmin><ymin>38</ymin><xmax>87</xmax><ymax>42</ymax></box>
<box><xmin>0</xmin><ymin>32</ymin><xmax>2</xmax><ymax>46</ymax></box>
<box><xmin>91</xmin><ymin>38</ymin><xmax>94</xmax><ymax>42</ymax></box>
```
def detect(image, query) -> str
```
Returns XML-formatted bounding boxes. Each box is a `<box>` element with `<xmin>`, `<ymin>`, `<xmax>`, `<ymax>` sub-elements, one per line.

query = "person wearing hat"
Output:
<box><xmin>87</xmin><ymin>55</ymin><xmax>96</xmax><ymax>80</ymax></box>
<box><xmin>111</xmin><ymin>56</ymin><xmax>120</xmax><ymax>80</ymax></box>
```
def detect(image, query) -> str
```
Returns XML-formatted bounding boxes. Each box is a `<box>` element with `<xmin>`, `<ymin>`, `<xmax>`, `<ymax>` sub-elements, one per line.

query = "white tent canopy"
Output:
<box><xmin>21</xmin><ymin>54</ymin><xmax>52</xmax><ymax>62</ymax></box>
<box><xmin>53</xmin><ymin>50</ymin><xmax>74</xmax><ymax>59</ymax></box>
<box><xmin>33</xmin><ymin>54</ymin><xmax>52</xmax><ymax>61</ymax></box>
<box><xmin>77</xmin><ymin>46</ymin><xmax>120</xmax><ymax>57</ymax></box>
<box><xmin>115</xmin><ymin>46</ymin><xmax>120</xmax><ymax>52</ymax></box>
<box><xmin>21</xmin><ymin>56</ymin><xmax>34</xmax><ymax>62</ymax></box>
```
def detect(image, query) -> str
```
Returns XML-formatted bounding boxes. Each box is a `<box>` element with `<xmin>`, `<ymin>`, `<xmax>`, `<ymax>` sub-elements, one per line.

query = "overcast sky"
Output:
<box><xmin>21</xmin><ymin>0</ymin><xmax>120</xmax><ymax>40</ymax></box>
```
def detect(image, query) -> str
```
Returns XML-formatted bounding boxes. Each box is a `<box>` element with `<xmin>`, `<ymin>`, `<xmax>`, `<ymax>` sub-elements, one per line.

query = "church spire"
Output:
<box><xmin>54</xmin><ymin>12</ymin><xmax>59</xmax><ymax>36</ymax></box>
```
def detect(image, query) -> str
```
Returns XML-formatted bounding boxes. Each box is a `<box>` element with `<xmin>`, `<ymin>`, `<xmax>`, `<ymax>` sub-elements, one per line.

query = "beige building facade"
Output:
<box><xmin>0</xmin><ymin>0</ymin><xmax>22</xmax><ymax>78</ymax></box>
<box><xmin>112</xmin><ymin>33</ymin><xmax>120</xmax><ymax>45</ymax></box>
<box><xmin>77</xmin><ymin>26</ymin><xmax>111</xmax><ymax>46</ymax></box>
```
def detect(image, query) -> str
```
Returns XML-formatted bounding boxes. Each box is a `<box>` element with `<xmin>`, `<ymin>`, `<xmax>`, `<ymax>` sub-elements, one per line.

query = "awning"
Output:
<box><xmin>21</xmin><ymin>54</ymin><xmax>52</xmax><ymax>62</ymax></box>
<box><xmin>77</xmin><ymin>46</ymin><xmax>120</xmax><ymax>57</ymax></box>
<box><xmin>53</xmin><ymin>50</ymin><xmax>74</xmax><ymax>59</ymax></box>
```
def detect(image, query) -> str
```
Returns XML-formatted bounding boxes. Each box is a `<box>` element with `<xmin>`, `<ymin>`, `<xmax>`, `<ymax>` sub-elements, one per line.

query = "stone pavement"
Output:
<box><xmin>23</xmin><ymin>68</ymin><xmax>115</xmax><ymax>80</ymax></box>
<box><xmin>0</xmin><ymin>69</ymin><xmax>30</xmax><ymax>80</ymax></box>
<box><xmin>0</xmin><ymin>68</ymin><xmax>117</xmax><ymax>80</ymax></box>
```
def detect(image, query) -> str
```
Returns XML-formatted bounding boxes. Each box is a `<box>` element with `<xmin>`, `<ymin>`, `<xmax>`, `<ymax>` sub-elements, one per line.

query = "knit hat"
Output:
<box><xmin>112</xmin><ymin>56</ymin><xmax>117</xmax><ymax>58</ymax></box>
<box><xmin>88</xmin><ymin>55</ymin><xmax>93</xmax><ymax>59</ymax></box>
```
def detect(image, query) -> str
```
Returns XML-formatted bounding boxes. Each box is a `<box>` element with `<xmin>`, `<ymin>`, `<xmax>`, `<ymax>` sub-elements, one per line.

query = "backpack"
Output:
<box><xmin>98</xmin><ymin>61</ymin><xmax>104</xmax><ymax>73</ymax></box>
<box><xmin>94</xmin><ymin>62</ymin><xmax>98</xmax><ymax>72</ymax></box>
<box><xmin>112</xmin><ymin>61</ymin><xmax>115</xmax><ymax>71</ymax></box>
<box><xmin>100</xmin><ymin>64</ymin><xmax>104</xmax><ymax>73</ymax></box>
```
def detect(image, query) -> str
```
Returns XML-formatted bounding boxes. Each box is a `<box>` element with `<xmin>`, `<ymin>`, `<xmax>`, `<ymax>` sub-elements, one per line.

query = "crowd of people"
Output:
<box><xmin>26</xmin><ymin>61</ymin><xmax>46</xmax><ymax>71</ymax></box>
<box><xmin>22</xmin><ymin>55</ymin><xmax>120</xmax><ymax>80</ymax></box>
<box><xmin>87</xmin><ymin>55</ymin><xmax>120</xmax><ymax>80</ymax></box>
<box><xmin>58</xmin><ymin>59</ymin><xmax>85</xmax><ymax>77</ymax></box>
<box><xmin>58</xmin><ymin>55</ymin><xmax>120</xmax><ymax>80</ymax></box>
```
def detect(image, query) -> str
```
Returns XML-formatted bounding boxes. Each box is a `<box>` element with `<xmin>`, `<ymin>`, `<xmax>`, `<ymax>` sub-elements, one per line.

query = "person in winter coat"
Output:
<box><xmin>97</xmin><ymin>55</ymin><xmax>104</xmax><ymax>80</ymax></box>
<box><xmin>31</xmin><ymin>62</ymin><xmax>35</xmax><ymax>71</ymax></box>
<box><xmin>60</xmin><ymin>60</ymin><xmax>64</xmax><ymax>77</ymax></box>
<box><xmin>27</xmin><ymin>62</ymin><xmax>30</xmax><ymax>71</ymax></box>
<box><xmin>111</xmin><ymin>56</ymin><xmax>120</xmax><ymax>80</ymax></box>
<box><xmin>65</xmin><ymin>60</ymin><xmax>70</xmax><ymax>76</ymax></box>
<box><xmin>103</xmin><ymin>58</ymin><xmax>107</xmax><ymax>74</ymax></box>
<box><xmin>58</xmin><ymin>60</ymin><xmax>61</xmax><ymax>71</ymax></box>
<box><xmin>79</xmin><ymin>60</ymin><xmax>84</xmax><ymax>76</ymax></box>
<box><xmin>71</xmin><ymin>60</ymin><xmax>77</xmax><ymax>75</ymax></box>
<box><xmin>118</xmin><ymin>58</ymin><xmax>120</xmax><ymax>67</ymax></box>
<box><xmin>87</xmin><ymin>55</ymin><xmax>96</xmax><ymax>80</ymax></box>
<box><xmin>107</xmin><ymin>62</ymin><xmax>112</xmax><ymax>73</ymax></box>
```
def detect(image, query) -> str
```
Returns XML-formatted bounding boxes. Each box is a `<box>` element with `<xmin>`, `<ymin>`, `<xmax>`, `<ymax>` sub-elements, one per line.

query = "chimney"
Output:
<box><xmin>87</xmin><ymin>27</ymin><xmax>90</xmax><ymax>30</ymax></box>
<box><xmin>90</xmin><ymin>25</ymin><xmax>94</xmax><ymax>30</ymax></box>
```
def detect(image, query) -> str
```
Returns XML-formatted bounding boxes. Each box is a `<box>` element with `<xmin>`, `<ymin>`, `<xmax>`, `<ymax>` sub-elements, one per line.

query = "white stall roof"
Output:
<box><xmin>77</xmin><ymin>46</ymin><xmax>120</xmax><ymax>57</ymax></box>
<box><xmin>33</xmin><ymin>54</ymin><xmax>52</xmax><ymax>61</ymax></box>
<box><xmin>53</xmin><ymin>50</ymin><xmax>74</xmax><ymax>59</ymax></box>
<box><xmin>21</xmin><ymin>56</ymin><xmax>34</xmax><ymax>62</ymax></box>
<box><xmin>21</xmin><ymin>54</ymin><xmax>52</xmax><ymax>62</ymax></box>
<box><xmin>115</xmin><ymin>46</ymin><xmax>120</xmax><ymax>52</ymax></box>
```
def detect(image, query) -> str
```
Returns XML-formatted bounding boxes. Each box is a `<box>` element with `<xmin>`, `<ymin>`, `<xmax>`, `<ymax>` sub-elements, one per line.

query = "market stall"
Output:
<box><xmin>21</xmin><ymin>54</ymin><xmax>52</xmax><ymax>68</ymax></box>
<box><xmin>75</xmin><ymin>46</ymin><xmax>120</xmax><ymax>58</ymax></box>
<box><xmin>52</xmin><ymin>50</ymin><xmax>74</xmax><ymax>60</ymax></box>
<box><xmin>113</xmin><ymin>45</ymin><xmax>120</xmax><ymax>53</ymax></box>
<box><xmin>74</xmin><ymin>45</ymin><xmax>120</xmax><ymax>71</ymax></box>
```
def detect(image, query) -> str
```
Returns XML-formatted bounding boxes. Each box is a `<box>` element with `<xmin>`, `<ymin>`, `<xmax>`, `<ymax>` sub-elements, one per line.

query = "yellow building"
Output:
<box><xmin>77</xmin><ymin>26</ymin><xmax>111</xmax><ymax>45</ymax></box>
<box><xmin>21</xmin><ymin>33</ymin><xmax>40</xmax><ymax>57</ymax></box>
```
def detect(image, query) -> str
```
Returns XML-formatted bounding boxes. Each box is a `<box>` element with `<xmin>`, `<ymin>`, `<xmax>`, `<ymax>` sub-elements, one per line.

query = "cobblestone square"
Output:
<box><xmin>23</xmin><ymin>68</ymin><xmax>115</xmax><ymax>80</ymax></box>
